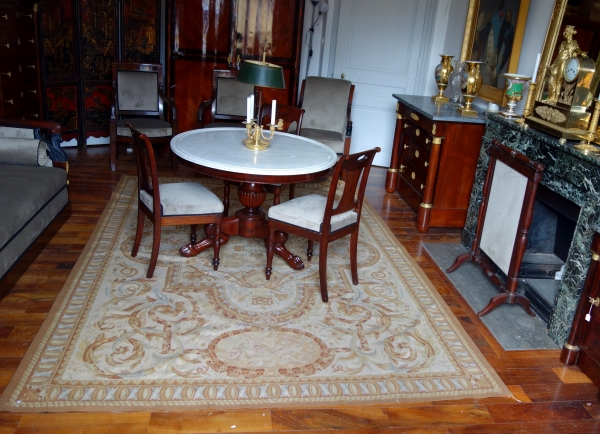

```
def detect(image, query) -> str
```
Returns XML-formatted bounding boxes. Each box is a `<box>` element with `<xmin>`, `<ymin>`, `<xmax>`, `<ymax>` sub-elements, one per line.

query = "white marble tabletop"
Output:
<box><xmin>171</xmin><ymin>128</ymin><xmax>337</xmax><ymax>175</ymax></box>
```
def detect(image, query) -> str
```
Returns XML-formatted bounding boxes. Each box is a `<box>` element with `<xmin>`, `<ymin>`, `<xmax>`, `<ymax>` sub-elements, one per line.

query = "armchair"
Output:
<box><xmin>110</xmin><ymin>62</ymin><xmax>178</xmax><ymax>172</ymax></box>
<box><xmin>297</xmin><ymin>77</ymin><xmax>354</xmax><ymax>155</ymax></box>
<box><xmin>196</xmin><ymin>69</ymin><xmax>257</xmax><ymax>129</ymax></box>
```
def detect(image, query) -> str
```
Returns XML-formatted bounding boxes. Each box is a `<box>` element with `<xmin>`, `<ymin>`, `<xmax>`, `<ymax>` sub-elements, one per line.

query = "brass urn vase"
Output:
<box><xmin>432</xmin><ymin>54</ymin><xmax>454</xmax><ymax>104</ymax></box>
<box><xmin>458</xmin><ymin>60</ymin><xmax>483</xmax><ymax>116</ymax></box>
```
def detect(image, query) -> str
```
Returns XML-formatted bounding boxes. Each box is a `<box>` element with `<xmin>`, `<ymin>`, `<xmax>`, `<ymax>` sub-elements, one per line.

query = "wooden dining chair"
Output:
<box><xmin>265</xmin><ymin>147</ymin><xmax>380</xmax><ymax>302</ymax></box>
<box><xmin>127</xmin><ymin>123</ymin><xmax>224</xmax><ymax>278</ymax></box>
<box><xmin>222</xmin><ymin>103</ymin><xmax>305</xmax><ymax>216</ymax></box>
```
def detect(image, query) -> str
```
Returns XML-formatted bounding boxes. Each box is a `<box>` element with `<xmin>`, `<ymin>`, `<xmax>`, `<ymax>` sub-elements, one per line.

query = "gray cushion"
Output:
<box><xmin>116</xmin><ymin>118</ymin><xmax>172</xmax><ymax>138</ymax></box>
<box><xmin>0</xmin><ymin>138</ymin><xmax>51</xmax><ymax>167</ymax></box>
<box><xmin>117</xmin><ymin>70</ymin><xmax>159</xmax><ymax>112</ymax></box>
<box><xmin>301</xmin><ymin>77</ymin><xmax>351</xmax><ymax>137</ymax></box>
<box><xmin>203</xmin><ymin>122</ymin><xmax>245</xmax><ymax>129</ymax></box>
<box><xmin>0</xmin><ymin>165</ymin><xmax>67</xmax><ymax>251</ymax></box>
<box><xmin>268</xmin><ymin>194</ymin><xmax>357</xmax><ymax>233</ymax></box>
<box><xmin>140</xmin><ymin>182</ymin><xmax>224</xmax><ymax>216</ymax></box>
<box><xmin>299</xmin><ymin>128</ymin><xmax>345</xmax><ymax>154</ymax></box>
<box><xmin>0</xmin><ymin>126</ymin><xmax>35</xmax><ymax>139</ymax></box>
<box><xmin>216</xmin><ymin>77</ymin><xmax>255</xmax><ymax>117</ymax></box>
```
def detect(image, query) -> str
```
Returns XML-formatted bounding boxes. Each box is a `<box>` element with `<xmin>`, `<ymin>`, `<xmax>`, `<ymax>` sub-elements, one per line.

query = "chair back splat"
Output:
<box><xmin>265</xmin><ymin>147</ymin><xmax>380</xmax><ymax>302</ymax></box>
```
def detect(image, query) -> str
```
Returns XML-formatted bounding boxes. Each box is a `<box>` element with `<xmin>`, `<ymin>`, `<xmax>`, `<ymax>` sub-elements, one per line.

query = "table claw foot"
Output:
<box><xmin>273</xmin><ymin>244</ymin><xmax>305</xmax><ymax>270</ymax></box>
<box><xmin>179</xmin><ymin>238</ymin><xmax>213</xmax><ymax>257</ymax></box>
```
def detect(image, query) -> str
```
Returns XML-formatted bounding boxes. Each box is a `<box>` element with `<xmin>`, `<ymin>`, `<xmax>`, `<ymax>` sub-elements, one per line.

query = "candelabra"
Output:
<box><xmin>522</xmin><ymin>81</ymin><xmax>537</xmax><ymax>118</ymax></box>
<box><xmin>575</xmin><ymin>98</ymin><xmax>600</xmax><ymax>153</ymax></box>
<box><xmin>242</xmin><ymin>119</ymin><xmax>283</xmax><ymax>151</ymax></box>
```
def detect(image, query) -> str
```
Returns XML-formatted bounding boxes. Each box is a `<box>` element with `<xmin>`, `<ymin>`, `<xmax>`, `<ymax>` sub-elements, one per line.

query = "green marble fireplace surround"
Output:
<box><xmin>462</xmin><ymin>114</ymin><xmax>600</xmax><ymax>345</ymax></box>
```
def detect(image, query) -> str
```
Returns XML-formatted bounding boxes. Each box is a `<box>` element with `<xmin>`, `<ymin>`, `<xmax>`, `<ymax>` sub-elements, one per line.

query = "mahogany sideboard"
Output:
<box><xmin>385</xmin><ymin>95</ymin><xmax>486</xmax><ymax>232</ymax></box>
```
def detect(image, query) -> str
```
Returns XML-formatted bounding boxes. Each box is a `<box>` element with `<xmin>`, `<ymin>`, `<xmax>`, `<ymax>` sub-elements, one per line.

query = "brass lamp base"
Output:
<box><xmin>432</xmin><ymin>94</ymin><xmax>449</xmax><ymax>104</ymax></box>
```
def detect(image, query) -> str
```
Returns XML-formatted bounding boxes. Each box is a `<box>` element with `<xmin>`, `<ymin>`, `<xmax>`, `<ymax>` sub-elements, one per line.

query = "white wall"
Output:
<box><xmin>302</xmin><ymin>0</ymin><xmax>556</xmax><ymax>113</ymax></box>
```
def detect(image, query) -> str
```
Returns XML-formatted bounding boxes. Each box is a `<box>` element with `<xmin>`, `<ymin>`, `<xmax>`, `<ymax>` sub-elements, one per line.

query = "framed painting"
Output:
<box><xmin>460</xmin><ymin>0</ymin><xmax>530</xmax><ymax>105</ymax></box>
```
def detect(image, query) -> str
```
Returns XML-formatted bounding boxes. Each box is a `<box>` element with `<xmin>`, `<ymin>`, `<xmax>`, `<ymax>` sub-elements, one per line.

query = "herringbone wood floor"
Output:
<box><xmin>0</xmin><ymin>145</ymin><xmax>598</xmax><ymax>433</ymax></box>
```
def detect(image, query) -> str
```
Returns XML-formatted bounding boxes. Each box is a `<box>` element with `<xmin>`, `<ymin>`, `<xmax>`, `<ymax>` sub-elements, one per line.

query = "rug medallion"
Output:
<box><xmin>0</xmin><ymin>176</ymin><xmax>509</xmax><ymax>411</ymax></box>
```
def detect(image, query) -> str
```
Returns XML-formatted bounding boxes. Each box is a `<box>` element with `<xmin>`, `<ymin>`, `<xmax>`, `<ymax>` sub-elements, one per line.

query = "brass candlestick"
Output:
<box><xmin>522</xmin><ymin>81</ymin><xmax>537</xmax><ymax>118</ymax></box>
<box><xmin>575</xmin><ymin>99</ymin><xmax>600</xmax><ymax>153</ymax></box>
<box><xmin>242</xmin><ymin>119</ymin><xmax>283</xmax><ymax>151</ymax></box>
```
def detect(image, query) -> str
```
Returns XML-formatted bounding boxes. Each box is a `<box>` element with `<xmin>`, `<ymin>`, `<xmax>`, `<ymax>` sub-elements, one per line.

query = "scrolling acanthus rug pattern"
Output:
<box><xmin>0</xmin><ymin>176</ymin><xmax>509</xmax><ymax>411</ymax></box>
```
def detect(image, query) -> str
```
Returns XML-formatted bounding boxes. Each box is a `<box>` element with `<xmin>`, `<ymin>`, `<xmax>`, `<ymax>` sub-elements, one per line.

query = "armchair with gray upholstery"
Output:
<box><xmin>297</xmin><ymin>77</ymin><xmax>354</xmax><ymax>155</ymax></box>
<box><xmin>196</xmin><ymin>69</ymin><xmax>258</xmax><ymax>129</ymax></box>
<box><xmin>110</xmin><ymin>62</ymin><xmax>178</xmax><ymax>172</ymax></box>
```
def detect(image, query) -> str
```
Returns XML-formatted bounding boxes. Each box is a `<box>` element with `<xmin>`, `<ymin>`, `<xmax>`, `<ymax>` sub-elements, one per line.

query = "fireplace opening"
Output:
<box><xmin>521</xmin><ymin>184</ymin><xmax>581</xmax><ymax>324</ymax></box>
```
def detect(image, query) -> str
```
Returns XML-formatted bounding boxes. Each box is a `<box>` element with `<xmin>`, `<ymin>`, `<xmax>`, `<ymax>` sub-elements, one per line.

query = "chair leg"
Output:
<box><xmin>110</xmin><ymin>134</ymin><xmax>117</xmax><ymax>172</ymax></box>
<box><xmin>213</xmin><ymin>222</ymin><xmax>221</xmax><ymax>271</ymax></box>
<box><xmin>350</xmin><ymin>230</ymin><xmax>359</xmax><ymax>285</ymax></box>
<box><xmin>272</xmin><ymin>186</ymin><xmax>282</xmax><ymax>205</ymax></box>
<box><xmin>265</xmin><ymin>229</ymin><xmax>276</xmax><ymax>280</ymax></box>
<box><xmin>132</xmin><ymin>208</ymin><xmax>145</xmax><ymax>257</ymax></box>
<box><xmin>223</xmin><ymin>181</ymin><xmax>230</xmax><ymax>217</ymax></box>
<box><xmin>307</xmin><ymin>240</ymin><xmax>314</xmax><ymax>261</ymax></box>
<box><xmin>318</xmin><ymin>241</ymin><xmax>329</xmax><ymax>302</ymax></box>
<box><xmin>147</xmin><ymin>220</ymin><xmax>161</xmax><ymax>278</ymax></box>
<box><xmin>288</xmin><ymin>184</ymin><xmax>295</xmax><ymax>200</ymax></box>
<box><xmin>190</xmin><ymin>224</ymin><xmax>197</xmax><ymax>244</ymax></box>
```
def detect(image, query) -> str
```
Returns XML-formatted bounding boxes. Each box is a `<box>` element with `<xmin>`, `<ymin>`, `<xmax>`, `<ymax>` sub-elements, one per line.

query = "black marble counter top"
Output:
<box><xmin>393</xmin><ymin>94</ymin><xmax>488</xmax><ymax>124</ymax></box>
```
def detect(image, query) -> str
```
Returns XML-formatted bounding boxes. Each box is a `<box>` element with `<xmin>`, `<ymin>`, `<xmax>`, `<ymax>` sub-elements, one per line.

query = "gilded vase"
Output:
<box><xmin>458</xmin><ymin>60</ymin><xmax>483</xmax><ymax>116</ymax></box>
<box><xmin>432</xmin><ymin>54</ymin><xmax>454</xmax><ymax>104</ymax></box>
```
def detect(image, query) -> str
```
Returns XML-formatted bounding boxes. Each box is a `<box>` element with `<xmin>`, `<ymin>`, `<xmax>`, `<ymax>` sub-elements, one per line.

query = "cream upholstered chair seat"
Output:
<box><xmin>140</xmin><ymin>182</ymin><xmax>224</xmax><ymax>217</ymax></box>
<box><xmin>268</xmin><ymin>195</ymin><xmax>357</xmax><ymax>233</ymax></box>
<box><xmin>116</xmin><ymin>118</ymin><xmax>172</xmax><ymax>137</ymax></box>
<box><xmin>298</xmin><ymin>77</ymin><xmax>354</xmax><ymax>155</ymax></box>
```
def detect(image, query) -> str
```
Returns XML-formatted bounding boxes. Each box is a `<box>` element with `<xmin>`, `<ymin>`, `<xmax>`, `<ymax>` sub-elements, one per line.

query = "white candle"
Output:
<box><xmin>246</xmin><ymin>96</ymin><xmax>251</xmax><ymax>123</ymax></box>
<box><xmin>250</xmin><ymin>94</ymin><xmax>255</xmax><ymax>120</ymax></box>
<box><xmin>532</xmin><ymin>53</ymin><xmax>541</xmax><ymax>83</ymax></box>
<box><xmin>271</xmin><ymin>99</ymin><xmax>277</xmax><ymax>125</ymax></box>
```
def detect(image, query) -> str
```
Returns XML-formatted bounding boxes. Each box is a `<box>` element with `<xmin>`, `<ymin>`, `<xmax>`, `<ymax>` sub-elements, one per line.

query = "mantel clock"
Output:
<box><xmin>525</xmin><ymin>54</ymin><xmax>595</xmax><ymax>139</ymax></box>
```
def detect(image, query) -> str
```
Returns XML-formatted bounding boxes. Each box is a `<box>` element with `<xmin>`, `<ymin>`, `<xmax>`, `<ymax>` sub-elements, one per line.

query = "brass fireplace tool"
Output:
<box><xmin>575</xmin><ymin>98</ymin><xmax>600</xmax><ymax>153</ymax></box>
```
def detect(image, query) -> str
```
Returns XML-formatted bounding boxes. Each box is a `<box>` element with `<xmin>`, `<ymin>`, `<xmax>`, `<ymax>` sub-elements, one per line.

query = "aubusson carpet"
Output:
<box><xmin>0</xmin><ymin>175</ymin><xmax>509</xmax><ymax>412</ymax></box>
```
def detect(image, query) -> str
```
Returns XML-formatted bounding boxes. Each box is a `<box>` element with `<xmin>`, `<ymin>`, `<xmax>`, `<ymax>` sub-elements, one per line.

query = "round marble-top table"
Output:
<box><xmin>171</xmin><ymin>127</ymin><xmax>338</xmax><ymax>269</ymax></box>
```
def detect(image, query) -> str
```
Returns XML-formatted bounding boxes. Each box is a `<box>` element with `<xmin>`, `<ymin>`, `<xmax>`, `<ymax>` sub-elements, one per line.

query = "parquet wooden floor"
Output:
<box><xmin>0</xmin><ymin>146</ymin><xmax>598</xmax><ymax>433</ymax></box>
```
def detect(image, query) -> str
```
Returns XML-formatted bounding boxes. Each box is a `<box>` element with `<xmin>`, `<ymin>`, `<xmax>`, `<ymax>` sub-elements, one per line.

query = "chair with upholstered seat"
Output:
<box><xmin>110</xmin><ymin>62</ymin><xmax>178</xmax><ymax>172</ymax></box>
<box><xmin>127</xmin><ymin>123</ymin><xmax>224</xmax><ymax>278</ymax></box>
<box><xmin>196</xmin><ymin>69</ymin><xmax>258</xmax><ymax>129</ymax></box>
<box><xmin>222</xmin><ymin>103</ymin><xmax>305</xmax><ymax>216</ymax></box>
<box><xmin>265</xmin><ymin>147</ymin><xmax>380</xmax><ymax>302</ymax></box>
<box><xmin>297</xmin><ymin>76</ymin><xmax>354</xmax><ymax>155</ymax></box>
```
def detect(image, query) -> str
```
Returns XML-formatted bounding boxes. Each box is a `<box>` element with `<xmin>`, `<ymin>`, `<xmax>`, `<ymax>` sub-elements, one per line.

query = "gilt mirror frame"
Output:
<box><xmin>460</xmin><ymin>0</ymin><xmax>531</xmax><ymax>105</ymax></box>
<box><xmin>532</xmin><ymin>0</ymin><xmax>570</xmax><ymax>100</ymax></box>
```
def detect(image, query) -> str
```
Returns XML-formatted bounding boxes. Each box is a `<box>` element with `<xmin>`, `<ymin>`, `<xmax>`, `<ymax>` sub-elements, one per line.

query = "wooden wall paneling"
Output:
<box><xmin>173</xmin><ymin>60</ymin><xmax>225</xmax><ymax>131</ymax></box>
<box><xmin>168</xmin><ymin>0</ymin><xmax>305</xmax><ymax>133</ymax></box>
